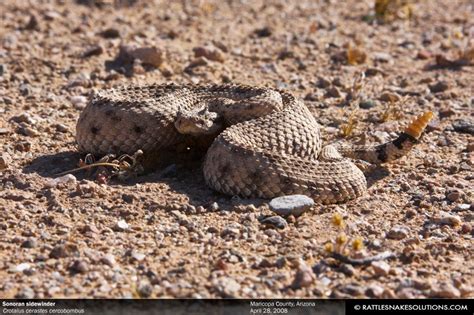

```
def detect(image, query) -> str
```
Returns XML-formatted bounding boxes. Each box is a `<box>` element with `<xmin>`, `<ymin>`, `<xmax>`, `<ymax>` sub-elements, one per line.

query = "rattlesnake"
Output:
<box><xmin>76</xmin><ymin>84</ymin><xmax>432</xmax><ymax>204</ymax></box>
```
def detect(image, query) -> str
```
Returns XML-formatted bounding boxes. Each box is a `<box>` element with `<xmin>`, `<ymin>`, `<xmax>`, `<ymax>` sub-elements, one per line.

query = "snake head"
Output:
<box><xmin>174</xmin><ymin>107</ymin><xmax>224</xmax><ymax>136</ymax></box>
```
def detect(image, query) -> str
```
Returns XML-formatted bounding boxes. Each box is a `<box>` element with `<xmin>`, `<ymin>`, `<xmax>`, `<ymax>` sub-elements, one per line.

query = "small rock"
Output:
<box><xmin>70</xmin><ymin>95</ymin><xmax>88</xmax><ymax>110</ymax></box>
<box><xmin>15</xmin><ymin>263</ymin><xmax>31</xmax><ymax>272</ymax></box>
<box><xmin>0</xmin><ymin>153</ymin><xmax>11</xmax><ymax>170</ymax></box>
<box><xmin>138</xmin><ymin>281</ymin><xmax>153</xmax><ymax>298</ymax></box>
<box><xmin>67</xmin><ymin>73</ymin><xmax>90</xmax><ymax>88</ymax></box>
<box><xmin>115</xmin><ymin>219</ymin><xmax>129</xmax><ymax>231</ymax></box>
<box><xmin>82</xmin><ymin>44</ymin><xmax>103</xmax><ymax>58</ymax></box>
<box><xmin>208</xmin><ymin>202</ymin><xmax>219</xmax><ymax>212</ymax></box>
<box><xmin>417</xmin><ymin>50</ymin><xmax>432</xmax><ymax>60</ymax></box>
<box><xmin>466</xmin><ymin>142</ymin><xmax>474</xmax><ymax>152</ymax></box>
<box><xmin>121</xmin><ymin>193</ymin><xmax>134</xmax><ymax>204</ymax></box>
<box><xmin>317</xmin><ymin>76</ymin><xmax>331</xmax><ymax>88</ymax></box>
<box><xmin>291</xmin><ymin>261</ymin><xmax>315</xmax><ymax>289</ymax></box>
<box><xmin>24</xmin><ymin>14</ymin><xmax>40</xmax><ymax>30</ymax></box>
<box><xmin>439</xmin><ymin>107</ymin><xmax>456</xmax><ymax>119</ymax></box>
<box><xmin>387</xmin><ymin>226</ymin><xmax>410</xmax><ymax>240</ymax></box>
<box><xmin>193</xmin><ymin>45</ymin><xmax>225</xmax><ymax>62</ymax></box>
<box><xmin>19</xmin><ymin>83</ymin><xmax>31</xmax><ymax>96</ymax></box>
<box><xmin>254</xmin><ymin>26</ymin><xmax>272</xmax><ymax>37</ymax></box>
<box><xmin>101</xmin><ymin>254</ymin><xmax>116</xmax><ymax>267</ymax></box>
<box><xmin>429</xmin><ymin>81</ymin><xmax>450</xmax><ymax>93</ymax></box>
<box><xmin>432</xmin><ymin>212</ymin><xmax>461</xmax><ymax>227</ymax></box>
<box><xmin>186</xmin><ymin>56</ymin><xmax>209</xmax><ymax>69</ymax></box>
<box><xmin>453</xmin><ymin>204</ymin><xmax>471</xmax><ymax>212</ymax></box>
<box><xmin>213</xmin><ymin>277</ymin><xmax>241</xmax><ymax>297</ymax></box>
<box><xmin>159</xmin><ymin>63</ymin><xmax>173</xmax><ymax>77</ymax></box>
<box><xmin>11</xmin><ymin>113</ymin><xmax>36</xmax><ymax>125</ymax></box>
<box><xmin>15</xmin><ymin>287</ymin><xmax>35</xmax><ymax>299</ymax></box>
<box><xmin>45</xmin><ymin>174</ymin><xmax>77</xmax><ymax>188</ymax></box>
<box><xmin>130</xmin><ymin>46</ymin><xmax>163</xmax><ymax>67</ymax></box>
<box><xmin>18</xmin><ymin>126</ymin><xmax>39</xmax><ymax>137</ymax></box>
<box><xmin>359</xmin><ymin>99</ymin><xmax>377</xmax><ymax>109</ymax></box>
<box><xmin>371</xmin><ymin>261</ymin><xmax>390</xmax><ymax>276</ymax></box>
<box><xmin>21</xmin><ymin>237</ymin><xmax>37</xmax><ymax>248</ymax></box>
<box><xmin>366</xmin><ymin>284</ymin><xmax>384</xmax><ymax>298</ymax></box>
<box><xmin>379</xmin><ymin>92</ymin><xmax>401</xmax><ymax>102</ymax></box>
<box><xmin>446</xmin><ymin>190</ymin><xmax>461</xmax><ymax>202</ymax></box>
<box><xmin>341</xmin><ymin>284</ymin><xmax>365</xmax><ymax>297</ymax></box>
<box><xmin>99</xmin><ymin>28</ymin><xmax>120</xmax><ymax>38</ymax></box>
<box><xmin>69</xmin><ymin>260</ymin><xmax>88</xmax><ymax>274</ymax></box>
<box><xmin>373</xmin><ymin>52</ymin><xmax>392</xmax><ymax>63</ymax></box>
<box><xmin>260</xmin><ymin>216</ymin><xmax>288</xmax><ymax>229</ymax></box>
<box><xmin>269</xmin><ymin>195</ymin><xmax>314</xmax><ymax>217</ymax></box>
<box><xmin>461</xmin><ymin>223</ymin><xmax>472</xmax><ymax>234</ymax></box>
<box><xmin>340</xmin><ymin>264</ymin><xmax>356</xmax><ymax>276</ymax></box>
<box><xmin>430</xmin><ymin>283</ymin><xmax>461</xmax><ymax>298</ymax></box>
<box><xmin>50</xmin><ymin>244</ymin><xmax>69</xmax><ymax>259</ymax></box>
<box><xmin>397</xmin><ymin>288</ymin><xmax>417</xmax><ymax>299</ymax></box>
<box><xmin>452</xmin><ymin>119</ymin><xmax>474</xmax><ymax>135</ymax></box>
<box><xmin>55</xmin><ymin>124</ymin><xmax>68</xmax><ymax>133</ymax></box>
<box><xmin>325</xmin><ymin>86</ymin><xmax>341</xmax><ymax>98</ymax></box>
<box><xmin>131</xmin><ymin>251</ymin><xmax>146</xmax><ymax>262</ymax></box>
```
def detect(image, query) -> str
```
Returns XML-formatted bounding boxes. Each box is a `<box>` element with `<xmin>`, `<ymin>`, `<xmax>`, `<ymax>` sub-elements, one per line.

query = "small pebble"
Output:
<box><xmin>15</xmin><ymin>263</ymin><xmax>31</xmax><ymax>273</ymax></box>
<box><xmin>446</xmin><ymin>190</ymin><xmax>461</xmax><ymax>202</ymax></box>
<box><xmin>70</xmin><ymin>95</ymin><xmax>88</xmax><ymax>110</ymax></box>
<box><xmin>452</xmin><ymin>119</ymin><xmax>474</xmax><ymax>135</ymax></box>
<box><xmin>432</xmin><ymin>212</ymin><xmax>461</xmax><ymax>227</ymax></box>
<box><xmin>45</xmin><ymin>174</ymin><xmax>77</xmax><ymax>188</ymax></box>
<box><xmin>254</xmin><ymin>26</ymin><xmax>272</xmax><ymax>37</ymax></box>
<box><xmin>101</xmin><ymin>254</ymin><xmax>116</xmax><ymax>267</ymax></box>
<box><xmin>291</xmin><ymin>261</ymin><xmax>315</xmax><ymax>289</ymax></box>
<box><xmin>430</xmin><ymin>283</ymin><xmax>461</xmax><ymax>298</ymax></box>
<box><xmin>55</xmin><ymin>123</ymin><xmax>68</xmax><ymax>133</ymax></box>
<box><xmin>15</xmin><ymin>287</ymin><xmax>35</xmax><ymax>299</ymax></box>
<box><xmin>49</xmin><ymin>244</ymin><xmax>69</xmax><ymax>259</ymax></box>
<box><xmin>193</xmin><ymin>45</ymin><xmax>225</xmax><ymax>62</ymax></box>
<box><xmin>82</xmin><ymin>44</ymin><xmax>103</xmax><ymax>58</ymax></box>
<box><xmin>0</xmin><ymin>153</ymin><xmax>11</xmax><ymax>170</ymax></box>
<box><xmin>130</xmin><ymin>46</ymin><xmax>163</xmax><ymax>67</ymax></box>
<box><xmin>371</xmin><ymin>261</ymin><xmax>390</xmax><ymax>276</ymax></box>
<box><xmin>325</xmin><ymin>86</ymin><xmax>341</xmax><ymax>98</ymax></box>
<box><xmin>213</xmin><ymin>277</ymin><xmax>241</xmax><ymax>297</ymax></box>
<box><xmin>21</xmin><ymin>237</ymin><xmax>37</xmax><ymax>248</ymax></box>
<box><xmin>269</xmin><ymin>195</ymin><xmax>314</xmax><ymax>217</ymax></box>
<box><xmin>429</xmin><ymin>81</ymin><xmax>450</xmax><ymax>93</ymax></box>
<box><xmin>131</xmin><ymin>251</ymin><xmax>146</xmax><ymax>262</ymax></box>
<box><xmin>100</xmin><ymin>28</ymin><xmax>120</xmax><ymax>38</ymax></box>
<box><xmin>366</xmin><ymin>284</ymin><xmax>384</xmax><ymax>298</ymax></box>
<box><xmin>387</xmin><ymin>226</ymin><xmax>410</xmax><ymax>240</ymax></box>
<box><xmin>69</xmin><ymin>260</ymin><xmax>88</xmax><ymax>274</ymax></box>
<box><xmin>260</xmin><ymin>216</ymin><xmax>288</xmax><ymax>229</ymax></box>
<box><xmin>115</xmin><ymin>220</ymin><xmax>129</xmax><ymax>231</ymax></box>
<box><xmin>379</xmin><ymin>92</ymin><xmax>401</xmax><ymax>102</ymax></box>
<box><xmin>359</xmin><ymin>99</ymin><xmax>377</xmax><ymax>109</ymax></box>
<box><xmin>138</xmin><ymin>281</ymin><xmax>153</xmax><ymax>298</ymax></box>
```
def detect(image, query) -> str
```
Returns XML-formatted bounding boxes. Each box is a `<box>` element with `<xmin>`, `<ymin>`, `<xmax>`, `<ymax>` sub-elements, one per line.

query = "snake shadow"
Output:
<box><xmin>22</xmin><ymin>150</ymin><xmax>266</xmax><ymax>209</ymax></box>
<box><xmin>23</xmin><ymin>150</ymin><xmax>390</xmax><ymax>208</ymax></box>
<box><xmin>23</xmin><ymin>151</ymin><xmax>83</xmax><ymax>178</ymax></box>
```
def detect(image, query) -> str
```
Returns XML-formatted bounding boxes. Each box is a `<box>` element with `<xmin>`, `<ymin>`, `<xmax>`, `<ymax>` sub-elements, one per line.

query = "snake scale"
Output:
<box><xmin>76</xmin><ymin>84</ymin><xmax>432</xmax><ymax>204</ymax></box>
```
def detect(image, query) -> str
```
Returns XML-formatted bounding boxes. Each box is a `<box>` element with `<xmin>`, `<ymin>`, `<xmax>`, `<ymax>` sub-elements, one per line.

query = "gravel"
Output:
<box><xmin>0</xmin><ymin>0</ymin><xmax>472</xmax><ymax>299</ymax></box>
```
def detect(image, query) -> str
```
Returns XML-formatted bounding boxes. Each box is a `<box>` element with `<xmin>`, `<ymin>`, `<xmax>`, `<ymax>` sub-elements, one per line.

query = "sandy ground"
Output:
<box><xmin>0</xmin><ymin>0</ymin><xmax>473</xmax><ymax>298</ymax></box>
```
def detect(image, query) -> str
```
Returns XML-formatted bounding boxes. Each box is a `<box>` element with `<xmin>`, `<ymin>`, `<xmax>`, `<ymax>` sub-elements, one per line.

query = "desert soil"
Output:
<box><xmin>0</xmin><ymin>0</ymin><xmax>473</xmax><ymax>299</ymax></box>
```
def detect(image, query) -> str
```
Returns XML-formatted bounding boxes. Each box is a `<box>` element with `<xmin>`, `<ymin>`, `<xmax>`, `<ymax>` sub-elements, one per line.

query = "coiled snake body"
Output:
<box><xmin>76</xmin><ymin>84</ymin><xmax>432</xmax><ymax>204</ymax></box>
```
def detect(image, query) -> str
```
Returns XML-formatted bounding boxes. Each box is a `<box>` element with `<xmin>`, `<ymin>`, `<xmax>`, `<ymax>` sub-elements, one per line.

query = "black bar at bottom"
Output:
<box><xmin>0</xmin><ymin>299</ymin><xmax>472</xmax><ymax>315</ymax></box>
